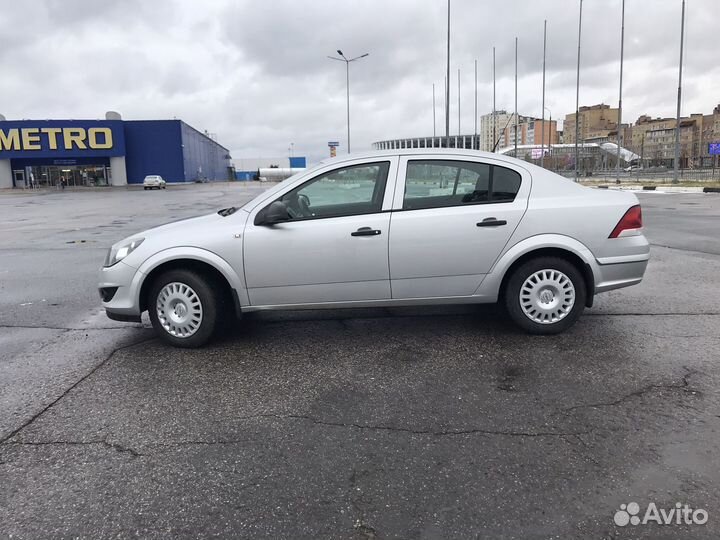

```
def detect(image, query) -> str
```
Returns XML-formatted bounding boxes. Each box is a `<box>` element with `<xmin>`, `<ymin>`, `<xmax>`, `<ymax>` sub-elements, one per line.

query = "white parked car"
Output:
<box><xmin>100</xmin><ymin>150</ymin><xmax>649</xmax><ymax>347</ymax></box>
<box><xmin>143</xmin><ymin>175</ymin><xmax>166</xmax><ymax>190</ymax></box>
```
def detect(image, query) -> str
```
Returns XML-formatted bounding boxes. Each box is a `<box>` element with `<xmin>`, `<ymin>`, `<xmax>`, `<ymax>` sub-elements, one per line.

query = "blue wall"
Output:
<box><xmin>289</xmin><ymin>156</ymin><xmax>307</xmax><ymax>168</ymax></box>
<box><xmin>123</xmin><ymin>120</ymin><xmax>185</xmax><ymax>184</ymax></box>
<box><xmin>180</xmin><ymin>123</ymin><xmax>231</xmax><ymax>182</ymax></box>
<box><xmin>2</xmin><ymin>118</ymin><xmax>231</xmax><ymax>185</ymax></box>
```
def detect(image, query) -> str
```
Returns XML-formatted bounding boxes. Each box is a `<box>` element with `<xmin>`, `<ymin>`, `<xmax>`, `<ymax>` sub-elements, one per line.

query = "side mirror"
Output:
<box><xmin>258</xmin><ymin>200</ymin><xmax>290</xmax><ymax>225</ymax></box>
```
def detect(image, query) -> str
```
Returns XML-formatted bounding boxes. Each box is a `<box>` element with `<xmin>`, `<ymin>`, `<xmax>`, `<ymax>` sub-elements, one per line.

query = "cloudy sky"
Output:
<box><xmin>0</xmin><ymin>0</ymin><xmax>716</xmax><ymax>162</ymax></box>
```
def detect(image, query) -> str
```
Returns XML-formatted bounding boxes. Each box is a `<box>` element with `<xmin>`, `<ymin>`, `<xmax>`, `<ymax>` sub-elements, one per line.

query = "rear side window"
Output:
<box><xmin>403</xmin><ymin>160</ymin><xmax>521</xmax><ymax>210</ymax></box>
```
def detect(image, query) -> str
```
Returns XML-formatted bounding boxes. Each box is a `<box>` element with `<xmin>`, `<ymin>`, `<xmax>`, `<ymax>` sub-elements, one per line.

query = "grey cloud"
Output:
<box><xmin>0</xmin><ymin>0</ymin><xmax>716</xmax><ymax>164</ymax></box>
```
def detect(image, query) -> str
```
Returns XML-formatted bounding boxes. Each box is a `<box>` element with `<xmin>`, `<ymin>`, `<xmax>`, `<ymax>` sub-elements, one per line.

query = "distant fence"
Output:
<box><xmin>554</xmin><ymin>168</ymin><xmax>719</xmax><ymax>183</ymax></box>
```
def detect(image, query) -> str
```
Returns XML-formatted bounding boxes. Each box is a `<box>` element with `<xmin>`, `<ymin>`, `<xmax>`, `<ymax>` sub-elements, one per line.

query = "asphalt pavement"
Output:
<box><xmin>1</xmin><ymin>185</ymin><xmax>719</xmax><ymax>539</ymax></box>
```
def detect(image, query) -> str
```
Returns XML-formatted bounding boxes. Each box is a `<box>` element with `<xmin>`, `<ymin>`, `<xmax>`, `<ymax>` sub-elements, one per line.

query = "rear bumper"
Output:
<box><xmin>594</xmin><ymin>257</ymin><xmax>649</xmax><ymax>293</ymax></box>
<box><xmin>592</xmin><ymin>232</ymin><xmax>650</xmax><ymax>294</ymax></box>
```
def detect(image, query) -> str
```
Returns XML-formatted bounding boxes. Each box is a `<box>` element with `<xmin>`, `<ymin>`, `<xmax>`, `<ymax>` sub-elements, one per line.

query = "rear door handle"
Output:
<box><xmin>477</xmin><ymin>218</ymin><xmax>507</xmax><ymax>227</ymax></box>
<box><xmin>351</xmin><ymin>227</ymin><xmax>382</xmax><ymax>237</ymax></box>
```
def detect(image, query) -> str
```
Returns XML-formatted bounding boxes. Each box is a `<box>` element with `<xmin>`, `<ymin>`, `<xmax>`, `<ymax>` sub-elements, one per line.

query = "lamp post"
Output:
<box><xmin>328</xmin><ymin>50</ymin><xmax>369</xmax><ymax>154</ymax></box>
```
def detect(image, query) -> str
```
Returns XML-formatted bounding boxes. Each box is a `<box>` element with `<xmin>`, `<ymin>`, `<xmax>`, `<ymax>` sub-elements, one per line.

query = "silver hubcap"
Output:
<box><xmin>520</xmin><ymin>269</ymin><xmax>575</xmax><ymax>324</ymax></box>
<box><xmin>156</xmin><ymin>282</ymin><xmax>203</xmax><ymax>338</ymax></box>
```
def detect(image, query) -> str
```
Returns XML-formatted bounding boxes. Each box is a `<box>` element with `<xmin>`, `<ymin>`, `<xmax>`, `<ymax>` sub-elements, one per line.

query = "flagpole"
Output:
<box><xmin>616</xmin><ymin>0</ymin><xmax>625</xmax><ymax>184</ymax></box>
<box><xmin>432</xmin><ymin>83</ymin><xmax>436</xmax><ymax>138</ymax></box>
<box><xmin>673</xmin><ymin>0</ymin><xmax>686</xmax><ymax>183</ymax></box>
<box><xmin>445</xmin><ymin>0</ymin><xmax>451</xmax><ymax>147</ymax></box>
<box><xmin>514</xmin><ymin>37</ymin><xmax>518</xmax><ymax>157</ymax></box>
<box><xmin>492</xmin><ymin>47</ymin><xmax>496</xmax><ymax>153</ymax></box>
<box><xmin>474</xmin><ymin>59</ymin><xmax>478</xmax><ymax>149</ymax></box>
<box><xmin>574</xmin><ymin>0</ymin><xmax>583</xmax><ymax>181</ymax></box>
<box><xmin>541</xmin><ymin>20</ymin><xmax>547</xmax><ymax>168</ymax></box>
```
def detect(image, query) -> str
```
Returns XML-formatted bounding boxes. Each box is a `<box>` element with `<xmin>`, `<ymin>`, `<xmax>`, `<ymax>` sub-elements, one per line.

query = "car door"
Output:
<box><xmin>388</xmin><ymin>156</ymin><xmax>530</xmax><ymax>298</ymax></box>
<box><xmin>242</xmin><ymin>158</ymin><xmax>397</xmax><ymax>306</ymax></box>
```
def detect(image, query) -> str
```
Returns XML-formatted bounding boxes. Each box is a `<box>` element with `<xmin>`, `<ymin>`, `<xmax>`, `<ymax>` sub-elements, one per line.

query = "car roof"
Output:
<box><xmin>314</xmin><ymin>148</ymin><xmax>532</xmax><ymax>169</ymax></box>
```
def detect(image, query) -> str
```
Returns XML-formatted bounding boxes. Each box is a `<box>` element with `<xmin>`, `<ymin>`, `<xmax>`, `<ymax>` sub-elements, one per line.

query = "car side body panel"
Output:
<box><xmin>101</xmin><ymin>149</ymin><xmax>649</xmax><ymax>322</ymax></box>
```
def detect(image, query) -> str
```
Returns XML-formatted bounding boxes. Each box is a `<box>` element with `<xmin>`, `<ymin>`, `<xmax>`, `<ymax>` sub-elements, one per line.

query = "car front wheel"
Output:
<box><xmin>148</xmin><ymin>269</ymin><xmax>220</xmax><ymax>347</ymax></box>
<box><xmin>504</xmin><ymin>257</ymin><xmax>586</xmax><ymax>334</ymax></box>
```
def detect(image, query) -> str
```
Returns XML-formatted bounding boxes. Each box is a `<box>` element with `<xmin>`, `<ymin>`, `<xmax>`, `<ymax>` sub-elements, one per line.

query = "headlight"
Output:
<box><xmin>104</xmin><ymin>238</ymin><xmax>144</xmax><ymax>267</ymax></box>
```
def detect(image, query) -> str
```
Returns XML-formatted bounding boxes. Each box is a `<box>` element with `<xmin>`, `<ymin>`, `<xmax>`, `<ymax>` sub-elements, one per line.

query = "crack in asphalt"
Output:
<box><xmin>230</xmin><ymin>413</ymin><xmax>592</xmax><ymax>438</ymax></box>
<box><xmin>560</xmin><ymin>434</ymin><xmax>602</xmax><ymax>467</ymax></box>
<box><xmin>559</xmin><ymin>368</ymin><xmax>700</xmax><ymax>414</ymax></box>
<box><xmin>0</xmin><ymin>324</ymin><xmax>146</xmax><ymax>331</ymax></box>
<box><xmin>649</xmin><ymin>242</ymin><xmax>720</xmax><ymax>257</ymax></box>
<box><xmin>3</xmin><ymin>438</ymin><xmax>141</xmax><ymax>457</ymax></box>
<box><xmin>1</xmin><ymin>413</ymin><xmax>592</xmax><ymax>460</ymax></box>
<box><xmin>0</xmin><ymin>337</ymin><xmax>155</xmax><ymax>447</ymax></box>
<box><xmin>349</xmin><ymin>469</ymin><xmax>378</xmax><ymax>539</ymax></box>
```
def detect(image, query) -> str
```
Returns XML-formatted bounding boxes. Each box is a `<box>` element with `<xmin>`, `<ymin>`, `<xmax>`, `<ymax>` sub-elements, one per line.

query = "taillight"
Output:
<box><xmin>609</xmin><ymin>205</ymin><xmax>642</xmax><ymax>238</ymax></box>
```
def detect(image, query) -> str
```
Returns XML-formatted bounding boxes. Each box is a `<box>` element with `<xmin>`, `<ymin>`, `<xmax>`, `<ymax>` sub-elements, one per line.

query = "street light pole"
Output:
<box><xmin>673</xmin><ymin>0</ymin><xmax>686</xmax><ymax>183</ymax></box>
<box><xmin>328</xmin><ymin>50</ymin><xmax>369</xmax><ymax>154</ymax></box>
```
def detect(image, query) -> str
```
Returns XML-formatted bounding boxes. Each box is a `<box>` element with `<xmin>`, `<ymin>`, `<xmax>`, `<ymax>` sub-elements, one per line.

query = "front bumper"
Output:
<box><xmin>105</xmin><ymin>310</ymin><xmax>142</xmax><ymax>323</ymax></box>
<box><xmin>98</xmin><ymin>260</ymin><xmax>144</xmax><ymax>320</ymax></box>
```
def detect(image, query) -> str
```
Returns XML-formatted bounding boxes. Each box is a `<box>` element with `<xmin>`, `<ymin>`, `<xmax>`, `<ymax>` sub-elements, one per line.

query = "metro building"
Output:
<box><xmin>0</xmin><ymin>112</ymin><xmax>232</xmax><ymax>188</ymax></box>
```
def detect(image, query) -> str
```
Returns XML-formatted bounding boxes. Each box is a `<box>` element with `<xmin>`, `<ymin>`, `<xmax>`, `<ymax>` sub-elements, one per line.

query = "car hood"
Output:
<box><xmin>142</xmin><ymin>213</ymin><xmax>226</xmax><ymax>237</ymax></box>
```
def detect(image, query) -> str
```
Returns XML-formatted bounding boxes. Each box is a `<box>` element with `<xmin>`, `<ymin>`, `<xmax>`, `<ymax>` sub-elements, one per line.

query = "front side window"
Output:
<box><xmin>280</xmin><ymin>162</ymin><xmax>390</xmax><ymax>220</ymax></box>
<box><xmin>403</xmin><ymin>160</ymin><xmax>521</xmax><ymax>210</ymax></box>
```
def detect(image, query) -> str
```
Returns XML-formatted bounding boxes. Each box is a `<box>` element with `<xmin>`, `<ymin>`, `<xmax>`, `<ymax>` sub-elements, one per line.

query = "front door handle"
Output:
<box><xmin>477</xmin><ymin>217</ymin><xmax>507</xmax><ymax>227</ymax></box>
<box><xmin>351</xmin><ymin>227</ymin><xmax>382</xmax><ymax>237</ymax></box>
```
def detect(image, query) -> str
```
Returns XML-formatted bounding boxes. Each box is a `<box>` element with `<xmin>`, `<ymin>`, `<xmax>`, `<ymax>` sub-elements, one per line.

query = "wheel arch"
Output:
<box><xmin>498</xmin><ymin>248</ymin><xmax>595</xmax><ymax>308</ymax></box>
<box><xmin>136</xmin><ymin>250</ymin><xmax>245</xmax><ymax>317</ymax></box>
<box><xmin>478</xmin><ymin>235</ymin><xmax>597</xmax><ymax>308</ymax></box>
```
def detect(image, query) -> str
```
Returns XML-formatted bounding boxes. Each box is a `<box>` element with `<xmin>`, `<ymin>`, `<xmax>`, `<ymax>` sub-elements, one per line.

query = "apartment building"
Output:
<box><xmin>564</xmin><ymin>104</ymin><xmax>619</xmax><ymax>144</ymax></box>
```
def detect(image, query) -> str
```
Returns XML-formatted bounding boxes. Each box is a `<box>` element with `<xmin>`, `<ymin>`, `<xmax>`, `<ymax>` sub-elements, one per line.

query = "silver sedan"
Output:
<box><xmin>99</xmin><ymin>149</ymin><xmax>649</xmax><ymax>347</ymax></box>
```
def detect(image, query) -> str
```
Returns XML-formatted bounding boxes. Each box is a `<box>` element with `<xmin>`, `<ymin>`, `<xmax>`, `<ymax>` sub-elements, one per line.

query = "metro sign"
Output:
<box><xmin>0</xmin><ymin>120</ymin><xmax>125</xmax><ymax>159</ymax></box>
<box><xmin>0</xmin><ymin>127</ymin><xmax>114</xmax><ymax>151</ymax></box>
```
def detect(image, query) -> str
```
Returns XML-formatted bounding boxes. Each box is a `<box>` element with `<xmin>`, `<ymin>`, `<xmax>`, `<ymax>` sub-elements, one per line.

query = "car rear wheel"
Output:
<box><xmin>148</xmin><ymin>269</ymin><xmax>220</xmax><ymax>347</ymax></box>
<box><xmin>504</xmin><ymin>257</ymin><xmax>586</xmax><ymax>334</ymax></box>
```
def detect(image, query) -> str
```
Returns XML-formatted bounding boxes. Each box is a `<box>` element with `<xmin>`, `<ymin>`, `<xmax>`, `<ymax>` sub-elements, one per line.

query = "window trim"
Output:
<box><xmin>400</xmin><ymin>159</ymin><xmax>522</xmax><ymax>212</ymax></box>
<box><xmin>258</xmin><ymin>160</ymin><xmax>392</xmax><ymax>224</ymax></box>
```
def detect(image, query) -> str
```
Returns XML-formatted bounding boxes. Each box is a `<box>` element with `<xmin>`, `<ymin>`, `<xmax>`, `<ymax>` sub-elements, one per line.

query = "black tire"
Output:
<box><xmin>504</xmin><ymin>256</ymin><xmax>586</xmax><ymax>335</ymax></box>
<box><xmin>148</xmin><ymin>269</ymin><xmax>221</xmax><ymax>348</ymax></box>
<box><xmin>143</xmin><ymin>187</ymin><xmax>148</xmax><ymax>190</ymax></box>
